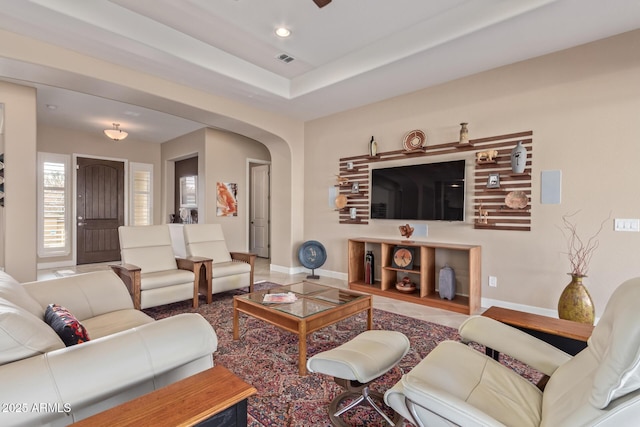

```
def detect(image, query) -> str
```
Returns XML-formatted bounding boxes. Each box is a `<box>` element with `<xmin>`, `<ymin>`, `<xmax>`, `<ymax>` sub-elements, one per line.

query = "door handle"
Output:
<box><xmin>78</xmin><ymin>222</ymin><xmax>87</xmax><ymax>226</ymax></box>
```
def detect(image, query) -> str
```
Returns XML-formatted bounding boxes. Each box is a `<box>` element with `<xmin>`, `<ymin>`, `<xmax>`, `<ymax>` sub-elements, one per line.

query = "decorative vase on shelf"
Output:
<box><xmin>369</xmin><ymin>136</ymin><xmax>378</xmax><ymax>157</ymax></box>
<box><xmin>558</xmin><ymin>274</ymin><xmax>595</xmax><ymax>325</ymax></box>
<box><xmin>364</xmin><ymin>251</ymin><xmax>375</xmax><ymax>285</ymax></box>
<box><xmin>459</xmin><ymin>123</ymin><xmax>469</xmax><ymax>145</ymax></box>
<box><xmin>510</xmin><ymin>141</ymin><xmax>527</xmax><ymax>173</ymax></box>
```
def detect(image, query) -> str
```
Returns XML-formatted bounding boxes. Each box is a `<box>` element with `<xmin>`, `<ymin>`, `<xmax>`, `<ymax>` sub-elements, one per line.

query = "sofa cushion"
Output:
<box><xmin>23</xmin><ymin>270</ymin><xmax>136</xmax><ymax>321</ymax></box>
<box><xmin>45</xmin><ymin>304</ymin><xmax>90</xmax><ymax>346</ymax></box>
<box><xmin>183</xmin><ymin>224</ymin><xmax>233</xmax><ymax>263</ymax></box>
<box><xmin>212</xmin><ymin>260</ymin><xmax>251</xmax><ymax>278</ymax></box>
<box><xmin>0</xmin><ymin>271</ymin><xmax>44</xmax><ymax>318</ymax></box>
<box><xmin>0</xmin><ymin>298</ymin><xmax>64</xmax><ymax>365</ymax></box>
<box><xmin>82</xmin><ymin>309</ymin><xmax>154</xmax><ymax>340</ymax></box>
<box><xmin>140</xmin><ymin>269</ymin><xmax>195</xmax><ymax>290</ymax></box>
<box><xmin>119</xmin><ymin>225</ymin><xmax>178</xmax><ymax>273</ymax></box>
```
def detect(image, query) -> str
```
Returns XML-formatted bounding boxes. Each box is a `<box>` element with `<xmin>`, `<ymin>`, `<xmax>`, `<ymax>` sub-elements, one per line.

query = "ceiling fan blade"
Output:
<box><xmin>313</xmin><ymin>0</ymin><xmax>332</xmax><ymax>8</ymax></box>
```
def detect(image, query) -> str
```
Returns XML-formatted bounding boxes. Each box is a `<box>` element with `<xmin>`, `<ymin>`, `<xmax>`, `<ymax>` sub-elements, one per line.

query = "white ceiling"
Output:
<box><xmin>0</xmin><ymin>0</ymin><xmax>639</xmax><ymax>143</ymax></box>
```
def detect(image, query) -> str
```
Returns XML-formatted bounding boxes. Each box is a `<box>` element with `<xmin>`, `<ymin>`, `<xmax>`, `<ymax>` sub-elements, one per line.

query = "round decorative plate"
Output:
<box><xmin>334</xmin><ymin>194</ymin><xmax>348</xmax><ymax>209</ymax></box>
<box><xmin>402</xmin><ymin>129</ymin><xmax>426</xmax><ymax>151</ymax></box>
<box><xmin>298</xmin><ymin>240</ymin><xmax>327</xmax><ymax>270</ymax></box>
<box><xmin>505</xmin><ymin>191</ymin><xmax>528</xmax><ymax>209</ymax></box>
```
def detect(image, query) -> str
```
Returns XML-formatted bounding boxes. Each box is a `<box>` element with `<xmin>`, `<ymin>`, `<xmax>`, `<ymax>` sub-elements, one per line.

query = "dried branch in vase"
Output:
<box><xmin>559</xmin><ymin>211</ymin><xmax>610</xmax><ymax>277</ymax></box>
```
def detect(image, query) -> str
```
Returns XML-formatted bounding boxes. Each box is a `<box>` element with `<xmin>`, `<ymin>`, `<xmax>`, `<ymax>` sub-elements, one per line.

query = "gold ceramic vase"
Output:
<box><xmin>558</xmin><ymin>274</ymin><xmax>595</xmax><ymax>325</ymax></box>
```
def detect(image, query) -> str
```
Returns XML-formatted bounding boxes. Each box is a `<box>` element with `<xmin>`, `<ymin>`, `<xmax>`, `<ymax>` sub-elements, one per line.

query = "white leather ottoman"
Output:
<box><xmin>307</xmin><ymin>330</ymin><xmax>410</xmax><ymax>426</ymax></box>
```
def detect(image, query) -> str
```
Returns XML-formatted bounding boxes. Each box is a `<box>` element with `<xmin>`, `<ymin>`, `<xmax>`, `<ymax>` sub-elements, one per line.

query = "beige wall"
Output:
<box><xmin>0</xmin><ymin>82</ymin><xmax>37</xmax><ymax>281</ymax></box>
<box><xmin>36</xmin><ymin>124</ymin><xmax>163</xmax><ymax>266</ymax></box>
<box><xmin>0</xmin><ymin>28</ymin><xmax>305</xmax><ymax>270</ymax></box>
<box><xmin>162</xmin><ymin>128</ymin><xmax>270</xmax><ymax>252</ymax></box>
<box><xmin>304</xmin><ymin>30</ymin><xmax>640</xmax><ymax>317</ymax></box>
<box><xmin>2</xmin><ymin>26</ymin><xmax>639</xmax><ymax>315</ymax></box>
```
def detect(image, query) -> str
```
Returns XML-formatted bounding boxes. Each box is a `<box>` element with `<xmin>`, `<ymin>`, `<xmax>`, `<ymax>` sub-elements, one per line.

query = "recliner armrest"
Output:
<box><xmin>459</xmin><ymin>316</ymin><xmax>571</xmax><ymax>376</ymax></box>
<box><xmin>176</xmin><ymin>257</ymin><xmax>212</xmax><ymax>305</ymax></box>
<box><xmin>110</xmin><ymin>264</ymin><xmax>142</xmax><ymax>309</ymax></box>
<box><xmin>230</xmin><ymin>251</ymin><xmax>256</xmax><ymax>265</ymax></box>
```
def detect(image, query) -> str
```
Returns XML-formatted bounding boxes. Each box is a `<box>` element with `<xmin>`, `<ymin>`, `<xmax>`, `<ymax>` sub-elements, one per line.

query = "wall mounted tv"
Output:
<box><xmin>370</xmin><ymin>160</ymin><xmax>466</xmax><ymax>221</ymax></box>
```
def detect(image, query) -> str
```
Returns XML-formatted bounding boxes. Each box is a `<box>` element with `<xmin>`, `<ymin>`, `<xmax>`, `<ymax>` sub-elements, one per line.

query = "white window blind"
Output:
<box><xmin>130</xmin><ymin>163</ymin><xmax>153</xmax><ymax>225</ymax></box>
<box><xmin>38</xmin><ymin>153</ymin><xmax>70</xmax><ymax>257</ymax></box>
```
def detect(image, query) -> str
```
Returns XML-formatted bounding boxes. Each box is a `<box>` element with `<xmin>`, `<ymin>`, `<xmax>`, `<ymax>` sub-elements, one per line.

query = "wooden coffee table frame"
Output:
<box><xmin>233</xmin><ymin>285</ymin><xmax>373</xmax><ymax>375</ymax></box>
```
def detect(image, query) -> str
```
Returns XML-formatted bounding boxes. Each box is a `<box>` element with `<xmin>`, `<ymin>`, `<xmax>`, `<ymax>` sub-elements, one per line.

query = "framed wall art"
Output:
<box><xmin>216</xmin><ymin>182</ymin><xmax>238</xmax><ymax>217</ymax></box>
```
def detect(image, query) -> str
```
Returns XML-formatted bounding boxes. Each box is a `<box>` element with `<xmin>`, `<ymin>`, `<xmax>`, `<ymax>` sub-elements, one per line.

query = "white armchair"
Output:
<box><xmin>111</xmin><ymin>225</ymin><xmax>209</xmax><ymax>310</ymax></box>
<box><xmin>183</xmin><ymin>224</ymin><xmax>255</xmax><ymax>303</ymax></box>
<box><xmin>384</xmin><ymin>277</ymin><xmax>640</xmax><ymax>427</ymax></box>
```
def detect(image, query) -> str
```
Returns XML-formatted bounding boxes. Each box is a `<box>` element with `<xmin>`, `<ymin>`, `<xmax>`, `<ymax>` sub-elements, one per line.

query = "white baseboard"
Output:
<box><xmin>269</xmin><ymin>264</ymin><xmax>301</xmax><ymax>275</ymax></box>
<box><xmin>269</xmin><ymin>265</ymin><xmax>579</xmax><ymax>320</ymax></box>
<box><xmin>270</xmin><ymin>264</ymin><xmax>348</xmax><ymax>281</ymax></box>
<box><xmin>37</xmin><ymin>260</ymin><xmax>76</xmax><ymax>270</ymax></box>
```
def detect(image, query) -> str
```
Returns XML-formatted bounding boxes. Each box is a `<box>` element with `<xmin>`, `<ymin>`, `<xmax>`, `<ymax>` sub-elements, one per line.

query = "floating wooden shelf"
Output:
<box><xmin>337</xmin><ymin>130</ymin><xmax>533</xmax><ymax>230</ymax></box>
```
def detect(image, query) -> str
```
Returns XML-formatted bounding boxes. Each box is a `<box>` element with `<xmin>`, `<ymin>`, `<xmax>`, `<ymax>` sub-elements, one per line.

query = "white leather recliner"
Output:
<box><xmin>183</xmin><ymin>223</ymin><xmax>255</xmax><ymax>303</ymax></box>
<box><xmin>385</xmin><ymin>277</ymin><xmax>640</xmax><ymax>427</ymax></box>
<box><xmin>111</xmin><ymin>225</ymin><xmax>209</xmax><ymax>310</ymax></box>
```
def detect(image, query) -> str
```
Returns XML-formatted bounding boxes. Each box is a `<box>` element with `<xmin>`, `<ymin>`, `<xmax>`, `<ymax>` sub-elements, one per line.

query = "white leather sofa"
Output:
<box><xmin>0</xmin><ymin>269</ymin><xmax>218</xmax><ymax>427</ymax></box>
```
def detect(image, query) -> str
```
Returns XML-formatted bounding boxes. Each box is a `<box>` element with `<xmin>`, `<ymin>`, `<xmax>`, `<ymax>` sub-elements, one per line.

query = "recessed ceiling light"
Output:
<box><xmin>275</xmin><ymin>27</ymin><xmax>291</xmax><ymax>38</ymax></box>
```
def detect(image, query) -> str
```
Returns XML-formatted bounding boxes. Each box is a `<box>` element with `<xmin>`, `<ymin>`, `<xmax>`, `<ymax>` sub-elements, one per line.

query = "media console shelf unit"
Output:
<box><xmin>348</xmin><ymin>238</ymin><xmax>481</xmax><ymax>314</ymax></box>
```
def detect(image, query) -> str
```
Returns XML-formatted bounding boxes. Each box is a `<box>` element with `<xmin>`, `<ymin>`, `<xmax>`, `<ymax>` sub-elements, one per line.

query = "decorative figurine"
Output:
<box><xmin>478</xmin><ymin>204</ymin><xmax>489</xmax><ymax>224</ymax></box>
<box><xmin>476</xmin><ymin>149</ymin><xmax>498</xmax><ymax>162</ymax></box>
<box><xmin>369</xmin><ymin>136</ymin><xmax>378</xmax><ymax>157</ymax></box>
<box><xmin>511</xmin><ymin>141</ymin><xmax>527</xmax><ymax>173</ymax></box>
<box><xmin>364</xmin><ymin>251</ymin><xmax>375</xmax><ymax>285</ymax></box>
<box><xmin>399</xmin><ymin>223</ymin><xmax>414</xmax><ymax>241</ymax></box>
<box><xmin>459</xmin><ymin>123</ymin><xmax>469</xmax><ymax>144</ymax></box>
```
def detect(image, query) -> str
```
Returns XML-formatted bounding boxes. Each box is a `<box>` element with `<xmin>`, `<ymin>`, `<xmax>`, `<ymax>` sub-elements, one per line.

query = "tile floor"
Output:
<box><xmin>38</xmin><ymin>257</ymin><xmax>469</xmax><ymax>329</ymax></box>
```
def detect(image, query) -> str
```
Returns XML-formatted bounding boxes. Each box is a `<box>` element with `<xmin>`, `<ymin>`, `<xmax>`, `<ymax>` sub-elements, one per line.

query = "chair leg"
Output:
<box><xmin>328</xmin><ymin>386</ymin><xmax>401</xmax><ymax>427</ymax></box>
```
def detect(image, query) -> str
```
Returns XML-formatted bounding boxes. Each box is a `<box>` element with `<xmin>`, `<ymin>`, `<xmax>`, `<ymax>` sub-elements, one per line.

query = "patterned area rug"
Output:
<box><xmin>144</xmin><ymin>282</ymin><xmax>542</xmax><ymax>427</ymax></box>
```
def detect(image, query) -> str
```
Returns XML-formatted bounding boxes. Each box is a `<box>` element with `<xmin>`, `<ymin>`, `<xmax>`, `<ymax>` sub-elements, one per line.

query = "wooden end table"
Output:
<box><xmin>233</xmin><ymin>281</ymin><xmax>373</xmax><ymax>375</ymax></box>
<box><xmin>482</xmin><ymin>306</ymin><xmax>594</xmax><ymax>356</ymax></box>
<box><xmin>70</xmin><ymin>365</ymin><xmax>256</xmax><ymax>427</ymax></box>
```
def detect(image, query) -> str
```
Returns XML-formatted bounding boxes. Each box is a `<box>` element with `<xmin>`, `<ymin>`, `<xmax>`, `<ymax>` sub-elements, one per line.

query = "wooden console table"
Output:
<box><xmin>348</xmin><ymin>238</ymin><xmax>481</xmax><ymax>314</ymax></box>
<box><xmin>71</xmin><ymin>365</ymin><xmax>256</xmax><ymax>427</ymax></box>
<box><xmin>482</xmin><ymin>306</ymin><xmax>594</xmax><ymax>356</ymax></box>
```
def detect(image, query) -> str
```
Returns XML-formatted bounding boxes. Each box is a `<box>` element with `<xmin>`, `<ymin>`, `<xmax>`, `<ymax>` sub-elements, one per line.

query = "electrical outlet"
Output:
<box><xmin>489</xmin><ymin>276</ymin><xmax>497</xmax><ymax>287</ymax></box>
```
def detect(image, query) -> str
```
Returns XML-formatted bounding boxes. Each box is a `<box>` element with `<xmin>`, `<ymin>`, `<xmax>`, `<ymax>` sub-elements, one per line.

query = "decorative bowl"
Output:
<box><xmin>396</xmin><ymin>281</ymin><xmax>416</xmax><ymax>293</ymax></box>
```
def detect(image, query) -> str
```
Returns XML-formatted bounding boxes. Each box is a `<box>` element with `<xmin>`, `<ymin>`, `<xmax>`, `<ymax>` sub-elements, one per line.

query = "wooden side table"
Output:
<box><xmin>71</xmin><ymin>365</ymin><xmax>256</xmax><ymax>427</ymax></box>
<box><xmin>482</xmin><ymin>306</ymin><xmax>594</xmax><ymax>356</ymax></box>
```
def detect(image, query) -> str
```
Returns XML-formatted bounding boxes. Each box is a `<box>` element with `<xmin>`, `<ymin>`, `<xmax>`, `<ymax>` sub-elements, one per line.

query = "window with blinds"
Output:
<box><xmin>130</xmin><ymin>163</ymin><xmax>153</xmax><ymax>225</ymax></box>
<box><xmin>38</xmin><ymin>153</ymin><xmax>70</xmax><ymax>257</ymax></box>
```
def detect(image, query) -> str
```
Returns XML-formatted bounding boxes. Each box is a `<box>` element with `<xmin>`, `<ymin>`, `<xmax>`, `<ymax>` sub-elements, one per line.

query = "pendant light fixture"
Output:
<box><xmin>103</xmin><ymin>123</ymin><xmax>128</xmax><ymax>141</ymax></box>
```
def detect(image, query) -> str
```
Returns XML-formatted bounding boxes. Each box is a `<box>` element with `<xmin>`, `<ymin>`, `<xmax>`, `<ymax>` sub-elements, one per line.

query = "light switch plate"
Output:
<box><xmin>614</xmin><ymin>218</ymin><xmax>640</xmax><ymax>232</ymax></box>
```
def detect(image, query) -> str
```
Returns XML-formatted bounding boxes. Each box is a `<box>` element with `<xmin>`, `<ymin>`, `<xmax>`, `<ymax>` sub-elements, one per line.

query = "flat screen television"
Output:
<box><xmin>370</xmin><ymin>160</ymin><xmax>466</xmax><ymax>221</ymax></box>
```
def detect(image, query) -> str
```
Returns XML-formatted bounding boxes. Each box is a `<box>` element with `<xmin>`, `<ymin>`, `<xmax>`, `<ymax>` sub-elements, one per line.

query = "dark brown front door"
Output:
<box><xmin>76</xmin><ymin>157</ymin><xmax>124</xmax><ymax>264</ymax></box>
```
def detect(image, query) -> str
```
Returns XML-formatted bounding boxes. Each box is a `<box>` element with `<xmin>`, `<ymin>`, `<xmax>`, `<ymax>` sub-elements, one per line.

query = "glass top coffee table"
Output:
<box><xmin>233</xmin><ymin>282</ymin><xmax>373</xmax><ymax>375</ymax></box>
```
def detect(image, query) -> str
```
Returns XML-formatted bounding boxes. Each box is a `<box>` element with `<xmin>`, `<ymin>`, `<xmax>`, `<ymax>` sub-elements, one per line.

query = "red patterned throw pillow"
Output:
<box><xmin>44</xmin><ymin>304</ymin><xmax>90</xmax><ymax>346</ymax></box>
